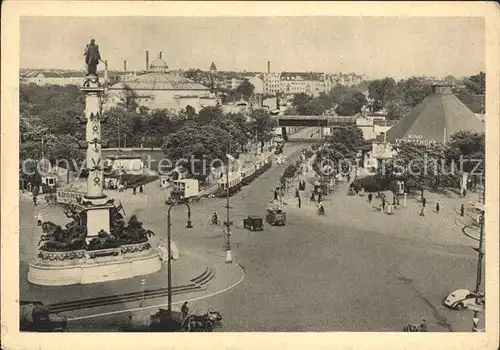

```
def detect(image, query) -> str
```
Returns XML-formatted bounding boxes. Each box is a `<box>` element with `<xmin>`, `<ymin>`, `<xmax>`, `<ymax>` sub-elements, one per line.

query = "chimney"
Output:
<box><xmin>159</xmin><ymin>51</ymin><xmax>162</xmax><ymax>59</ymax></box>
<box><xmin>124</xmin><ymin>60</ymin><xmax>127</xmax><ymax>72</ymax></box>
<box><xmin>146</xmin><ymin>50</ymin><xmax>149</xmax><ymax>70</ymax></box>
<box><xmin>431</xmin><ymin>83</ymin><xmax>453</xmax><ymax>95</ymax></box>
<box><xmin>268</xmin><ymin>61</ymin><xmax>270</xmax><ymax>74</ymax></box>
<box><xmin>104</xmin><ymin>60</ymin><xmax>108</xmax><ymax>84</ymax></box>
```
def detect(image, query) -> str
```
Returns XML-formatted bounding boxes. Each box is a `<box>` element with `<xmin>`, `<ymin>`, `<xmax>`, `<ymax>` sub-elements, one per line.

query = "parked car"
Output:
<box><xmin>443</xmin><ymin>289</ymin><xmax>485</xmax><ymax>310</ymax></box>
<box><xmin>243</xmin><ymin>216</ymin><xmax>264</xmax><ymax>231</ymax></box>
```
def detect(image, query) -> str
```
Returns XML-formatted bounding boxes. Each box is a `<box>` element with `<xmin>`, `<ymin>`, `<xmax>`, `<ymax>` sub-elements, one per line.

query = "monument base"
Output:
<box><xmin>27</xmin><ymin>243</ymin><xmax>162</xmax><ymax>286</ymax></box>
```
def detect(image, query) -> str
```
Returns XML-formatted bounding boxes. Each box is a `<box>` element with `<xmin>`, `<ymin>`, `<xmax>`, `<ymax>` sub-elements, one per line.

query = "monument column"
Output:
<box><xmin>80</xmin><ymin>73</ymin><xmax>113</xmax><ymax>240</ymax></box>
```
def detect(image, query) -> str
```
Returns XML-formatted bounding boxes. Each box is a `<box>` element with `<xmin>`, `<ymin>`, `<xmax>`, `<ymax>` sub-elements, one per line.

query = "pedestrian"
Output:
<box><xmin>382</xmin><ymin>198</ymin><xmax>386</xmax><ymax>212</ymax></box>
<box><xmin>460</xmin><ymin>204</ymin><xmax>465</xmax><ymax>217</ymax></box>
<box><xmin>420</xmin><ymin>206</ymin><xmax>425</xmax><ymax>217</ymax></box>
<box><xmin>422</xmin><ymin>197</ymin><xmax>427</xmax><ymax>207</ymax></box>
<box><xmin>368</xmin><ymin>193</ymin><xmax>373</xmax><ymax>203</ymax></box>
<box><xmin>387</xmin><ymin>203</ymin><xmax>393</xmax><ymax>215</ymax></box>
<box><xmin>36</xmin><ymin>213</ymin><xmax>43</xmax><ymax>226</ymax></box>
<box><xmin>274</xmin><ymin>189</ymin><xmax>279</xmax><ymax>201</ymax></box>
<box><xmin>318</xmin><ymin>192</ymin><xmax>322</xmax><ymax>203</ymax></box>
<box><xmin>33</xmin><ymin>195</ymin><xmax>38</xmax><ymax>206</ymax></box>
<box><xmin>462</xmin><ymin>188</ymin><xmax>467</xmax><ymax>198</ymax></box>
<box><xmin>139</xmin><ymin>184</ymin><xmax>144</xmax><ymax>194</ymax></box>
<box><xmin>133</xmin><ymin>186</ymin><xmax>137</xmax><ymax>195</ymax></box>
<box><xmin>396</xmin><ymin>195</ymin><xmax>400</xmax><ymax>206</ymax></box>
<box><xmin>435</xmin><ymin>202</ymin><xmax>440</xmax><ymax>213</ymax></box>
<box><xmin>392</xmin><ymin>195</ymin><xmax>396</xmax><ymax>206</ymax></box>
<box><xmin>310</xmin><ymin>192</ymin><xmax>315</xmax><ymax>202</ymax></box>
<box><xmin>298</xmin><ymin>196</ymin><xmax>302</xmax><ymax>208</ymax></box>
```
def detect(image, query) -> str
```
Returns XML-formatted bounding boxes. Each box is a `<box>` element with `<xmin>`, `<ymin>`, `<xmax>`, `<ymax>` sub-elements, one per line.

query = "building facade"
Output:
<box><xmin>106</xmin><ymin>55</ymin><xmax>217</xmax><ymax>113</ymax></box>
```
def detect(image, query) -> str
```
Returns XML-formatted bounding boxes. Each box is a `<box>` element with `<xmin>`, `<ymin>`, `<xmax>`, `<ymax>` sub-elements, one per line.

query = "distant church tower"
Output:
<box><xmin>209</xmin><ymin>62</ymin><xmax>217</xmax><ymax>74</ymax></box>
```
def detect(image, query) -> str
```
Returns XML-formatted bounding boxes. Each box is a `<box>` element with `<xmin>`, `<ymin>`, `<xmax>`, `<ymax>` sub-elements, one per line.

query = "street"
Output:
<box><xmin>172</xmin><ymin>144</ymin><xmax>482</xmax><ymax>332</ymax></box>
<box><xmin>59</xmin><ymin>139</ymin><xmax>483</xmax><ymax>332</ymax></box>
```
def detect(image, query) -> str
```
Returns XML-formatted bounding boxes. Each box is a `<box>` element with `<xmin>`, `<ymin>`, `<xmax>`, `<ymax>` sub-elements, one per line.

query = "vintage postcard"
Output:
<box><xmin>1</xmin><ymin>1</ymin><xmax>499</xmax><ymax>350</ymax></box>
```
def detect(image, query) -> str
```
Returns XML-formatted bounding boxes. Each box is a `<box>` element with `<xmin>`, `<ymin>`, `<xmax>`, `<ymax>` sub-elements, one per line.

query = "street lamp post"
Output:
<box><xmin>225</xmin><ymin>142</ymin><xmax>233</xmax><ymax>263</ymax></box>
<box><xmin>165</xmin><ymin>200</ymin><xmax>193</xmax><ymax>317</ymax></box>
<box><xmin>472</xmin><ymin>210</ymin><xmax>485</xmax><ymax>332</ymax></box>
<box><xmin>140</xmin><ymin>278</ymin><xmax>146</xmax><ymax>307</ymax></box>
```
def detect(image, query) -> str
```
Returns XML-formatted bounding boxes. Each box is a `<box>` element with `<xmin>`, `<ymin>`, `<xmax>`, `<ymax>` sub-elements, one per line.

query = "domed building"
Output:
<box><xmin>107</xmin><ymin>52</ymin><xmax>217</xmax><ymax>112</ymax></box>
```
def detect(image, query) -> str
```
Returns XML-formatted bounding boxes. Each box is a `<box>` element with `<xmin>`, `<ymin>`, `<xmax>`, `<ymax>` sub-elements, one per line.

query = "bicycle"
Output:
<box><xmin>208</xmin><ymin>218</ymin><xmax>221</xmax><ymax>226</ymax></box>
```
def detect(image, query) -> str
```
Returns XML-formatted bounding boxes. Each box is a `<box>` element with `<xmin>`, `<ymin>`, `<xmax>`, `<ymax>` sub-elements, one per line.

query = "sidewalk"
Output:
<box><xmin>280</xmin><ymin>171</ymin><xmax>477</xmax><ymax>247</ymax></box>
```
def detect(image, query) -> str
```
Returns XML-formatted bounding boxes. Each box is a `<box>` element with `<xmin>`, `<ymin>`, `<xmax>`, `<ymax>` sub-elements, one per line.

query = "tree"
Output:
<box><xmin>385</xmin><ymin>99</ymin><xmax>411</xmax><ymax>120</ymax></box>
<box><xmin>397</xmin><ymin>78</ymin><xmax>432</xmax><ymax>108</ymax></box>
<box><xmin>325</xmin><ymin>125</ymin><xmax>364</xmax><ymax>152</ymax></box>
<box><xmin>50</xmin><ymin>134</ymin><xmax>84</xmax><ymax>183</ymax></box>
<box><xmin>162</xmin><ymin>122</ymin><xmax>233</xmax><ymax>178</ymax></box>
<box><xmin>236</xmin><ymin>80</ymin><xmax>255</xmax><ymax>97</ymax></box>
<box><xmin>335</xmin><ymin>90</ymin><xmax>367</xmax><ymax>116</ymax></box>
<box><xmin>101</xmin><ymin>107</ymin><xmax>134</xmax><ymax>147</ymax></box>
<box><xmin>445</xmin><ymin>131</ymin><xmax>485</xmax><ymax>185</ymax></box>
<box><xmin>292</xmin><ymin>93</ymin><xmax>312</xmax><ymax>108</ymax></box>
<box><xmin>464</xmin><ymin>72</ymin><xmax>485</xmax><ymax>95</ymax></box>
<box><xmin>368</xmin><ymin>78</ymin><xmax>397</xmax><ymax>111</ymax></box>
<box><xmin>316</xmin><ymin>125</ymin><xmax>364</xmax><ymax>175</ymax></box>
<box><xmin>117</xmin><ymin>84</ymin><xmax>139</xmax><ymax>112</ymax></box>
<box><xmin>249</xmin><ymin>109</ymin><xmax>277</xmax><ymax>152</ymax></box>
<box><xmin>379</xmin><ymin>142</ymin><xmax>453</xmax><ymax>195</ymax></box>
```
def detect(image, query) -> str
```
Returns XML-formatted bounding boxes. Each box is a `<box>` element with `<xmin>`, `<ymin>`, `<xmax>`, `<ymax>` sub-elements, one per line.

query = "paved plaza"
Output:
<box><xmin>19</xmin><ymin>137</ymin><xmax>486</xmax><ymax>332</ymax></box>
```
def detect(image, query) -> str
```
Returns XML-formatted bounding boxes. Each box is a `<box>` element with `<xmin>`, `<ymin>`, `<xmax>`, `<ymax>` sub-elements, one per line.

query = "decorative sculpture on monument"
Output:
<box><xmin>84</xmin><ymin>39</ymin><xmax>101</xmax><ymax>76</ymax></box>
<box><xmin>36</xmin><ymin>39</ymin><xmax>156</xmax><ymax>253</ymax></box>
<box><xmin>28</xmin><ymin>41</ymin><xmax>161</xmax><ymax>287</ymax></box>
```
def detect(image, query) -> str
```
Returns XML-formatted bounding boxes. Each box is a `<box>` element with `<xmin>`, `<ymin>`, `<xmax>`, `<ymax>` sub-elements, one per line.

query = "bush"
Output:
<box><xmin>352</xmin><ymin>175</ymin><xmax>392</xmax><ymax>193</ymax></box>
<box><xmin>283</xmin><ymin>164</ymin><xmax>297</xmax><ymax>179</ymax></box>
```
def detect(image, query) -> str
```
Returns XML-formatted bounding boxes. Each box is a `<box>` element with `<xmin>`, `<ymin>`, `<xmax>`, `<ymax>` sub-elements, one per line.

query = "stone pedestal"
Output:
<box><xmin>77</xmin><ymin>197</ymin><xmax>115</xmax><ymax>241</ymax></box>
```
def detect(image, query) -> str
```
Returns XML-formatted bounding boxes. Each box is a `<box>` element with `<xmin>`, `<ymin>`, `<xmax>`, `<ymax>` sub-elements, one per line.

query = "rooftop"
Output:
<box><xmin>109</xmin><ymin>72</ymin><xmax>210</xmax><ymax>91</ymax></box>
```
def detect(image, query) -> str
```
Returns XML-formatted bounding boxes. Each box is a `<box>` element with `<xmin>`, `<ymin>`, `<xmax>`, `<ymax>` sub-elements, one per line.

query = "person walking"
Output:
<box><xmin>139</xmin><ymin>184</ymin><xmax>144</xmax><ymax>194</ymax></box>
<box><xmin>381</xmin><ymin>198</ymin><xmax>386</xmax><ymax>213</ymax></box>
<box><xmin>36</xmin><ymin>213</ymin><xmax>43</xmax><ymax>226</ymax></box>
<box><xmin>298</xmin><ymin>196</ymin><xmax>302</xmax><ymax>209</ymax></box>
<box><xmin>317</xmin><ymin>192</ymin><xmax>322</xmax><ymax>203</ymax></box>
<box><xmin>460</xmin><ymin>204</ymin><xmax>465</xmax><ymax>217</ymax></box>
<box><xmin>310</xmin><ymin>192</ymin><xmax>315</xmax><ymax>202</ymax></box>
<box><xmin>368</xmin><ymin>193</ymin><xmax>373</xmax><ymax>203</ymax></box>
<box><xmin>133</xmin><ymin>186</ymin><xmax>137</xmax><ymax>195</ymax></box>
<box><xmin>435</xmin><ymin>202</ymin><xmax>440</xmax><ymax>213</ymax></box>
<box><xmin>387</xmin><ymin>203</ymin><xmax>393</xmax><ymax>215</ymax></box>
<box><xmin>420</xmin><ymin>206</ymin><xmax>425</xmax><ymax>217</ymax></box>
<box><xmin>181</xmin><ymin>301</ymin><xmax>190</xmax><ymax>329</ymax></box>
<box><xmin>422</xmin><ymin>197</ymin><xmax>427</xmax><ymax>207</ymax></box>
<box><xmin>392</xmin><ymin>195</ymin><xmax>396</xmax><ymax>206</ymax></box>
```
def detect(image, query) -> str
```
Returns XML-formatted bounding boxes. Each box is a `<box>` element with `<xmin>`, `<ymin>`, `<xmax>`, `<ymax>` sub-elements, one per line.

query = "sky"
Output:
<box><xmin>20</xmin><ymin>16</ymin><xmax>485</xmax><ymax>79</ymax></box>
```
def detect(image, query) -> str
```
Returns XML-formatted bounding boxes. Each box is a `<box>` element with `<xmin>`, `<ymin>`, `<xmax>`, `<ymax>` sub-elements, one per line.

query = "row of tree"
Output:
<box><xmin>20</xmin><ymin>83</ymin><xmax>277</xmax><ymax>180</ymax></box>
<box><xmin>368</xmin><ymin>72</ymin><xmax>485</xmax><ymax>120</ymax></box>
<box><xmin>375</xmin><ymin>131</ymin><xmax>485</xmax><ymax>194</ymax></box>
<box><xmin>289</xmin><ymin>87</ymin><xmax>368</xmax><ymax>117</ymax></box>
<box><xmin>313</xmin><ymin>125</ymin><xmax>365</xmax><ymax>176</ymax></box>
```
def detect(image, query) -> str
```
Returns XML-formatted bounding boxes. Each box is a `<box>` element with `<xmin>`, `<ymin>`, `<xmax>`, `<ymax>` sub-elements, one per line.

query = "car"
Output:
<box><xmin>443</xmin><ymin>289</ymin><xmax>485</xmax><ymax>311</ymax></box>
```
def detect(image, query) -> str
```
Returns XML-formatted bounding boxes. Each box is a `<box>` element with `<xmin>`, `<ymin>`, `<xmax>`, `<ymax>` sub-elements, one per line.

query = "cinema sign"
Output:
<box><xmin>395</xmin><ymin>134</ymin><xmax>437</xmax><ymax>146</ymax></box>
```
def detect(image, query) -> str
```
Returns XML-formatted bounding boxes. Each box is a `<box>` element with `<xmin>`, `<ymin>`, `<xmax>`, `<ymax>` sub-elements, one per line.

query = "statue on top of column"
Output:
<box><xmin>84</xmin><ymin>39</ymin><xmax>101</xmax><ymax>76</ymax></box>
